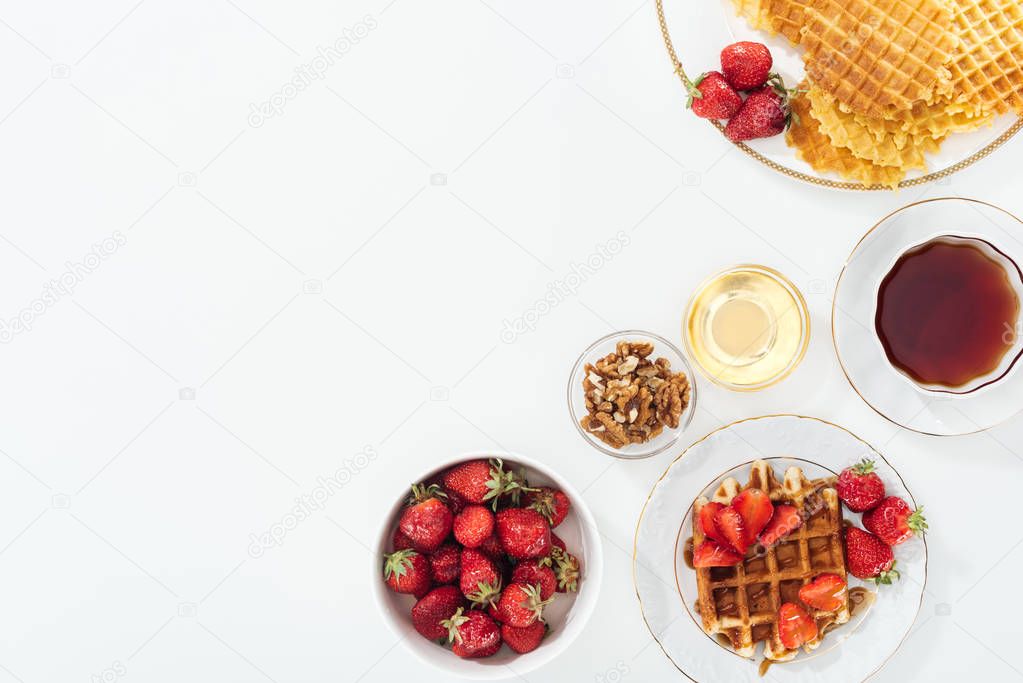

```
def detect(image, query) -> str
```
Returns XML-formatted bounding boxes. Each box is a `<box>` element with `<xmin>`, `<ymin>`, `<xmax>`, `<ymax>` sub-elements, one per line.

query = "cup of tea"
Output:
<box><xmin>873</xmin><ymin>234</ymin><xmax>1023</xmax><ymax>395</ymax></box>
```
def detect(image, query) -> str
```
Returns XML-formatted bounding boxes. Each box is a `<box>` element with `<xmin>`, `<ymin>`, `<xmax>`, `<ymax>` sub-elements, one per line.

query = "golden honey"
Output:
<box><xmin>685</xmin><ymin>266</ymin><xmax>809</xmax><ymax>390</ymax></box>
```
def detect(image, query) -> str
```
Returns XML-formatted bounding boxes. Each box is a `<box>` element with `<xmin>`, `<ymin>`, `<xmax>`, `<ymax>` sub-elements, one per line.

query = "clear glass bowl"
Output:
<box><xmin>567</xmin><ymin>330</ymin><xmax>697</xmax><ymax>459</ymax></box>
<box><xmin>683</xmin><ymin>264</ymin><xmax>810</xmax><ymax>392</ymax></box>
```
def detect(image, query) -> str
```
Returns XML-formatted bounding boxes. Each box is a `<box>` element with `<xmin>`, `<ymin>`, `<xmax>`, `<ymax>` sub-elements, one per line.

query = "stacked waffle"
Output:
<box><xmin>730</xmin><ymin>0</ymin><xmax>1022</xmax><ymax>187</ymax></box>
<box><xmin>693</xmin><ymin>460</ymin><xmax>850</xmax><ymax>661</ymax></box>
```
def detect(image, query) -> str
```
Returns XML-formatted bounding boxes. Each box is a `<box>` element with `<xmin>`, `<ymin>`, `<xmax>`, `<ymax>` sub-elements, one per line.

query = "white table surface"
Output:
<box><xmin>1</xmin><ymin>1</ymin><xmax>1021</xmax><ymax>682</ymax></box>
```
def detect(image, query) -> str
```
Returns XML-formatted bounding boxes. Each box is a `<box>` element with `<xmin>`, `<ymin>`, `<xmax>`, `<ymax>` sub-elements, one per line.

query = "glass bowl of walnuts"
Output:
<box><xmin>567</xmin><ymin>330</ymin><xmax>697</xmax><ymax>459</ymax></box>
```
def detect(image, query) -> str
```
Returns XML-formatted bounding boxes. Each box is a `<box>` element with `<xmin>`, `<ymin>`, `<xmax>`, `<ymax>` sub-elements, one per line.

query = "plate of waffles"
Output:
<box><xmin>634</xmin><ymin>414</ymin><xmax>927</xmax><ymax>681</ymax></box>
<box><xmin>655</xmin><ymin>0</ymin><xmax>1023</xmax><ymax>189</ymax></box>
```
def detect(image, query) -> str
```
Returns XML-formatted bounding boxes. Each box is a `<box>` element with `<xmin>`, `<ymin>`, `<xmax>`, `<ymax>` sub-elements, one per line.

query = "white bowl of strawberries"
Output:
<box><xmin>373</xmin><ymin>452</ymin><xmax>603</xmax><ymax>679</ymax></box>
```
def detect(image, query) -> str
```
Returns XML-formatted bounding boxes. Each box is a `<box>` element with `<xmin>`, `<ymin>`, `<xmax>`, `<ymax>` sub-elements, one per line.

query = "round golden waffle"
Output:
<box><xmin>800</xmin><ymin>0</ymin><xmax>960</xmax><ymax>118</ymax></box>
<box><xmin>693</xmin><ymin>460</ymin><xmax>851</xmax><ymax>662</ymax></box>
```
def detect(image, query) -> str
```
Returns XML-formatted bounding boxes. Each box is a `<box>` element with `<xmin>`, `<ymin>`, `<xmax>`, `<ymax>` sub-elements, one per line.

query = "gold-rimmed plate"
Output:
<box><xmin>833</xmin><ymin>198</ymin><xmax>1023</xmax><ymax>435</ymax></box>
<box><xmin>633</xmin><ymin>415</ymin><xmax>926</xmax><ymax>682</ymax></box>
<box><xmin>654</xmin><ymin>0</ymin><xmax>1023</xmax><ymax>191</ymax></box>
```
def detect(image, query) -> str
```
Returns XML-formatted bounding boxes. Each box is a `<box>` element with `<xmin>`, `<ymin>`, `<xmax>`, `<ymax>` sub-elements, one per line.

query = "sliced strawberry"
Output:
<box><xmin>798</xmin><ymin>574</ymin><xmax>847</xmax><ymax>612</ymax></box>
<box><xmin>758</xmin><ymin>504</ymin><xmax>803</xmax><ymax>547</ymax></box>
<box><xmin>698</xmin><ymin>502</ymin><xmax>725</xmax><ymax>543</ymax></box>
<box><xmin>778</xmin><ymin>602</ymin><xmax>818</xmax><ymax>650</ymax></box>
<box><xmin>692</xmin><ymin>541</ymin><xmax>743</xmax><ymax>567</ymax></box>
<box><xmin>714</xmin><ymin>506</ymin><xmax>748</xmax><ymax>554</ymax></box>
<box><xmin>732</xmin><ymin>489</ymin><xmax>773</xmax><ymax>545</ymax></box>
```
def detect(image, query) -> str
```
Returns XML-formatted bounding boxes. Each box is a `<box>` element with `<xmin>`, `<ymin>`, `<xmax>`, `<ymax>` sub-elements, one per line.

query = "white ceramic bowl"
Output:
<box><xmin>371</xmin><ymin>451</ymin><xmax>603</xmax><ymax>680</ymax></box>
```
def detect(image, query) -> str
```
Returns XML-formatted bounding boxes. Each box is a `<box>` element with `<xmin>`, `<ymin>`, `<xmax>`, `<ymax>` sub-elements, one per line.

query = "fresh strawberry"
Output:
<box><xmin>845</xmin><ymin>527</ymin><xmax>899</xmax><ymax>583</ymax></box>
<box><xmin>411</xmin><ymin>586</ymin><xmax>464</xmax><ymax>640</ymax></box>
<box><xmin>382</xmin><ymin>549</ymin><xmax>432</xmax><ymax>596</ymax></box>
<box><xmin>759</xmin><ymin>504</ymin><xmax>803</xmax><ymax>547</ymax></box>
<box><xmin>798</xmin><ymin>573</ymin><xmax>847</xmax><ymax>612</ymax></box>
<box><xmin>836</xmin><ymin>459</ymin><xmax>886</xmax><ymax>512</ymax></box>
<box><xmin>496</xmin><ymin>508</ymin><xmax>552</xmax><ymax>559</ymax></box>
<box><xmin>724</xmin><ymin>79</ymin><xmax>793</xmax><ymax>142</ymax></box>
<box><xmin>477</xmin><ymin>533</ymin><xmax>504</xmax><ymax>559</ymax></box>
<box><xmin>398</xmin><ymin>483</ymin><xmax>453</xmax><ymax>553</ymax></box>
<box><xmin>453</xmin><ymin>505</ymin><xmax>495</xmax><ymax>548</ymax></box>
<box><xmin>512</xmin><ymin>561</ymin><xmax>557</xmax><ymax>600</ymax></box>
<box><xmin>443</xmin><ymin>458</ymin><xmax>528</xmax><ymax>509</ymax></box>
<box><xmin>392</xmin><ymin>527</ymin><xmax>414</xmax><ymax>551</ymax></box>
<box><xmin>720</xmin><ymin>41</ymin><xmax>773</xmax><ymax>90</ymax></box>
<box><xmin>686</xmin><ymin>71</ymin><xmax>742</xmax><ymax>120</ymax></box>
<box><xmin>714</xmin><ymin>506</ymin><xmax>748</xmax><ymax>554</ymax></box>
<box><xmin>863</xmin><ymin>497</ymin><xmax>927</xmax><ymax>546</ymax></box>
<box><xmin>442</xmin><ymin>608</ymin><xmax>502</xmax><ymax>658</ymax></box>
<box><xmin>525</xmin><ymin>487</ymin><xmax>571</xmax><ymax>527</ymax></box>
<box><xmin>778</xmin><ymin>602</ymin><xmax>818</xmax><ymax>650</ymax></box>
<box><xmin>502</xmin><ymin>621</ymin><xmax>548</xmax><ymax>654</ymax></box>
<box><xmin>732</xmin><ymin>489</ymin><xmax>773</xmax><ymax>545</ymax></box>
<box><xmin>550</xmin><ymin>546</ymin><xmax>580</xmax><ymax>592</ymax></box>
<box><xmin>550</xmin><ymin>532</ymin><xmax>567</xmax><ymax>552</ymax></box>
<box><xmin>496</xmin><ymin>582</ymin><xmax>552</xmax><ymax>628</ymax></box>
<box><xmin>692</xmin><ymin>540</ymin><xmax>743</xmax><ymax>567</ymax></box>
<box><xmin>698</xmin><ymin>502</ymin><xmax>725</xmax><ymax>543</ymax></box>
<box><xmin>429</xmin><ymin>543</ymin><xmax>461</xmax><ymax>585</ymax></box>
<box><xmin>459</xmin><ymin>548</ymin><xmax>502</xmax><ymax>606</ymax></box>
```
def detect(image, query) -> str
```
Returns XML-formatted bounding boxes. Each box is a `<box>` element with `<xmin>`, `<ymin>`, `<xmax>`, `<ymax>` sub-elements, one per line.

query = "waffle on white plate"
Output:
<box><xmin>693</xmin><ymin>460</ymin><xmax>850</xmax><ymax>661</ymax></box>
<box><xmin>730</xmin><ymin>0</ymin><xmax>1023</xmax><ymax>186</ymax></box>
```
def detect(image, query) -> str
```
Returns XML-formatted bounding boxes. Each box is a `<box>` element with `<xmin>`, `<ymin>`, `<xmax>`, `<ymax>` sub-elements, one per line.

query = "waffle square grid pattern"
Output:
<box><xmin>730</xmin><ymin>0</ymin><xmax>1023</xmax><ymax>187</ymax></box>
<box><xmin>693</xmin><ymin>461</ymin><xmax>851</xmax><ymax>662</ymax></box>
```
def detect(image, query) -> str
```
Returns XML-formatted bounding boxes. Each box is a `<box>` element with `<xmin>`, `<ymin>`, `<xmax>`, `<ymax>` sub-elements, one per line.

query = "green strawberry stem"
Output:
<box><xmin>467</xmin><ymin>579</ymin><xmax>502</xmax><ymax>608</ymax></box>
<box><xmin>684</xmin><ymin>73</ymin><xmax>707</xmax><ymax>109</ymax></box>
<box><xmin>482</xmin><ymin>458</ymin><xmax>537</xmax><ymax>510</ymax></box>
<box><xmin>907</xmin><ymin>506</ymin><xmax>928</xmax><ymax>534</ymax></box>
<box><xmin>520</xmin><ymin>583</ymin><xmax>554</xmax><ymax>623</ymax></box>
<box><xmin>551</xmin><ymin>547</ymin><xmax>580</xmax><ymax>592</ymax></box>
<box><xmin>382</xmin><ymin>549</ymin><xmax>416</xmax><ymax>580</ymax></box>
<box><xmin>441</xmin><ymin>607</ymin><xmax>469</xmax><ymax>645</ymax></box>
<box><xmin>851</xmin><ymin>458</ymin><xmax>876</xmax><ymax>475</ymax></box>
<box><xmin>873</xmin><ymin>561</ymin><xmax>901</xmax><ymax>586</ymax></box>
<box><xmin>408</xmin><ymin>482</ymin><xmax>446</xmax><ymax>505</ymax></box>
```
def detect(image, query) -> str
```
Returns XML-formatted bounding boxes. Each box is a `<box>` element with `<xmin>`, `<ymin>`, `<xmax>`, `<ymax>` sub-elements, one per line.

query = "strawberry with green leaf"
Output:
<box><xmin>862</xmin><ymin>497</ymin><xmax>926</xmax><ymax>546</ymax></box>
<box><xmin>399</xmin><ymin>483</ymin><xmax>452</xmax><ymax>553</ymax></box>
<box><xmin>443</xmin><ymin>459</ymin><xmax>531</xmax><ymax>510</ymax></box>
<box><xmin>382</xmin><ymin>549</ymin><xmax>432</xmax><ymax>596</ymax></box>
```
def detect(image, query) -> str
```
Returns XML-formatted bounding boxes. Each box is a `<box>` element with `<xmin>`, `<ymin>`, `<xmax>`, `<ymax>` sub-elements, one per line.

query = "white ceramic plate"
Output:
<box><xmin>655</xmin><ymin>0</ymin><xmax>1023</xmax><ymax>190</ymax></box>
<box><xmin>372</xmin><ymin>452</ymin><xmax>603</xmax><ymax>680</ymax></box>
<box><xmin>634</xmin><ymin>415</ymin><xmax>926</xmax><ymax>682</ymax></box>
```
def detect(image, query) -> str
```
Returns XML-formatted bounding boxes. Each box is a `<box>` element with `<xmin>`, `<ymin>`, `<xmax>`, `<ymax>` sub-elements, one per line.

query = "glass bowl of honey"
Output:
<box><xmin>683</xmin><ymin>265</ymin><xmax>810</xmax><ymax>391</ymax></box>
<box><xmin>833</xmin><ymin>197</ymin><xmax>1023</xmax><ymax>436</ymax></box>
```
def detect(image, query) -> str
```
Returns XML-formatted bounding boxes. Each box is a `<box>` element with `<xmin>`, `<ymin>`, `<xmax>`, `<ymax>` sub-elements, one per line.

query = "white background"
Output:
<box><xmin>1</xmin><ymin>1</ymin><xmax>1021</xmax><ymax>682</ymax></box>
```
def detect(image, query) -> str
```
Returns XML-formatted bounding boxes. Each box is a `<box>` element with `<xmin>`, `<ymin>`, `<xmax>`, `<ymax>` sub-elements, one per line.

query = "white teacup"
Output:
<box><xmin>874</xmin><ymin>234</ymin><xmax>1023</xmax><ymax>396</ymax></box>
